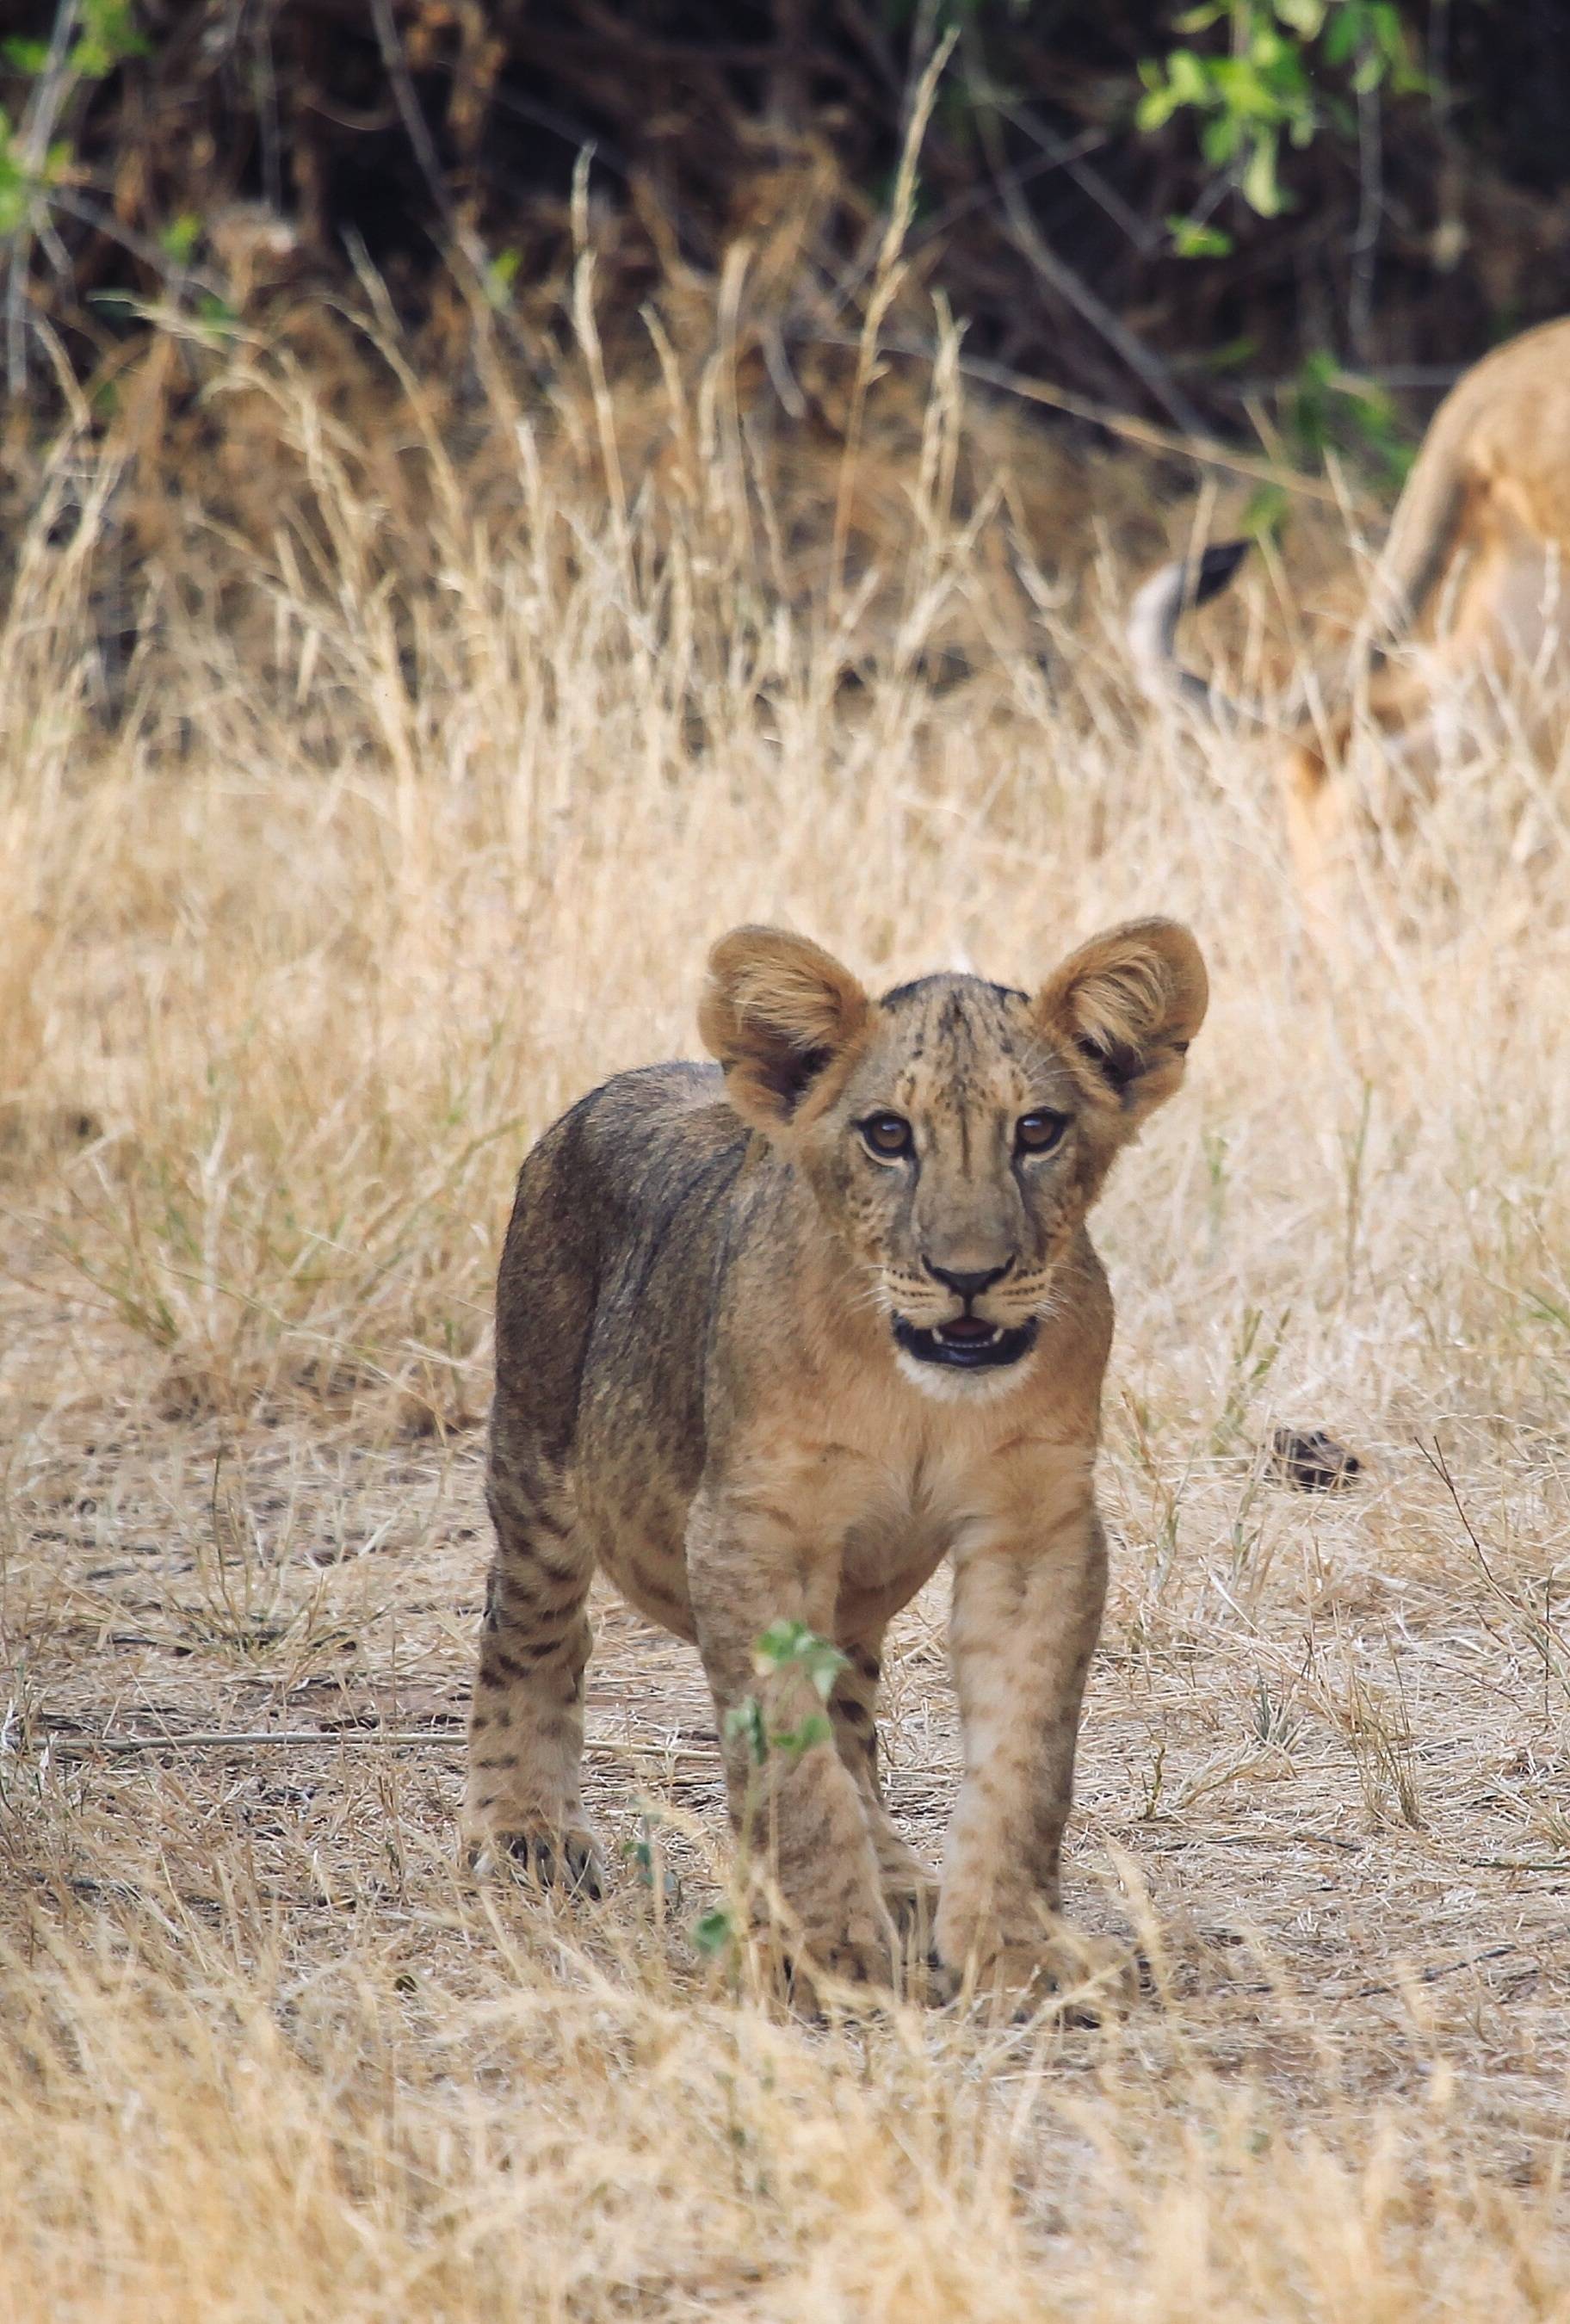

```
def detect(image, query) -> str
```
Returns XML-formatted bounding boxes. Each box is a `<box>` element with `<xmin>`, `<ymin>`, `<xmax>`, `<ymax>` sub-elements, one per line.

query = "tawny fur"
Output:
<box><xmin>463</xmin><ymin>920</ymin><xmax>1207</xmax><ymax>2004</ymax></box>
<box><xmin>1131</xmin><ymin>313</ymin><xmax>1570</xmax><ymax>902</ymax></box>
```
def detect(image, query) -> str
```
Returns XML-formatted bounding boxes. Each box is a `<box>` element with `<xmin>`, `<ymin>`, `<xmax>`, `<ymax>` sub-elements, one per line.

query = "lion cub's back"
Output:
<box><xmin>491</xmin><ymin>1063</ymin><xmax>748</xmax><ymax>1460</ymax></box>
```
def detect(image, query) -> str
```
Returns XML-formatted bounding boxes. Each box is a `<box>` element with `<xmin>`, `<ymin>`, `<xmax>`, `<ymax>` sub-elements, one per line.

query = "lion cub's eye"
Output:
<box><xmin>1016</xmin><ymin>1109</ymin><xmax>1068</xmax><ymax>1156</ymax></box>
<box><xmin>861</xmin><ymin>1112</ymin><xmax>914</xmax><ymax>1159</ymax></box>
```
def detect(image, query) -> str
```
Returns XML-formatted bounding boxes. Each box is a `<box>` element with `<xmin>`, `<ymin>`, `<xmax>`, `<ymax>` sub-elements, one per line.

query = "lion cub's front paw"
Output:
<box><xmin>951</xmin><ymin>1929</ymin><xmax>1138</xmax><ymax>2022</ymax></box>
<box><xmin>786</xmin><ymin>1907</ymin><xmax>900</xmax><ymax>2013</ymax></box>
<box><xmin>467</xmin><ymin>1823</ymin><xmax>606</xmax><ymax>1898</ymax></box>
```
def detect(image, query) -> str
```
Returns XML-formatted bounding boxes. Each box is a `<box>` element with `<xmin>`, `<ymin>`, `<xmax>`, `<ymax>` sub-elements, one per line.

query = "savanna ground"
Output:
<box><xmin>1</xmin><ymin>263</ymin><xmax>1568</xmax><ymax>2320</ymax></box>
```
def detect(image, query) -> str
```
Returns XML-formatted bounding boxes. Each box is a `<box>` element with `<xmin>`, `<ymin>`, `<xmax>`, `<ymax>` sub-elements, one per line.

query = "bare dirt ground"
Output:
<box><xmin>5</xmin><ymin>1190</ymin><xmax>1567</xmax><ymax>2317</ymax></box>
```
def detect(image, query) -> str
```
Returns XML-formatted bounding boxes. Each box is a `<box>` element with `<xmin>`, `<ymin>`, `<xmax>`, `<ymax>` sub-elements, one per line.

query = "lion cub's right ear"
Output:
<box><xmin>700</xmin><ymin>927</ymin><xmax>870</xmax><ymax>1133</ymax></box>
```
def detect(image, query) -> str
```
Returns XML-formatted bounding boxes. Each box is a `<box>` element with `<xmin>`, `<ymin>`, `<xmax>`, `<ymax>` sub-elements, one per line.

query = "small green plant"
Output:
<box><xmin>1135</xmin><ymin>1738</ymin><xmax>1167</xmax><ymax>1820</ymax></box>
<box><xmin>0</xmin><ymin>1</ymin><xmax>149</xmax><ymax>232</ymax></box>
<box><xmin>1250</xmin><ymin>1672</ymin><xmax>1302</xmax><ymax>1751</ymax></box>
<box><xmin>3</xmin><ymin>1</ymin><xmax>146</xmax><ymax>83</ymax></box>
<box><xmin>693</xmin><ymin>1621</ymin><xmax>849</xmax><ymax>1963</ymax></box>
<box><xmin>1334</xmin><ymin>1655</ymin><xmax>1424</xmax><ymax>1829</ymax></box>
<box><xmin>691</xmin><ymin>1905</ymin><xmax>737</xmax><ymax>1958</ymax></box>
<box><xmin>720</xmin><ymin>1620</ymin><xmax>848</xmax><ymax>1769</ymax></box>
<box><xmin>482</xmin><ymin>245</ymin><xmax>522</xmax><ymax>308</ymax></box>
<box><xmin>1139</xmin><ymin>1</ymin><xmax>1428</xmax><ymax>251</ymax></box>
<box><xmin>1211</xmin><ymin>1302</ymin><xmax>1289</xmax><ymax>1457</ymax></box>
<box><xmin>1284</xmin><ymin>352</ymin><xmax>1413</xmax><ymax>489</ymax></box>
<box><xmin>623</xmin><ymin>1819</ymin><xmax>682</xmax><ymax>1904</ymax></box>
<box><xmin>748</xmin><ymin>1619</ymin><xmax>848</xmax><ymax>1757</ymax></box>
<box><xmin>1</xmin><ymin>6</ymin><xmax>198</xmax><ymax>391</ymax></box>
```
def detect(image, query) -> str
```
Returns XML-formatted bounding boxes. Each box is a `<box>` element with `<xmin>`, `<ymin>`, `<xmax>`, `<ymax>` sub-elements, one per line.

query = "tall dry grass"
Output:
<box><xmin>1</xmin><ymin>245</ymin><xmax>1568</xmax><ymax>2321</ymax></box>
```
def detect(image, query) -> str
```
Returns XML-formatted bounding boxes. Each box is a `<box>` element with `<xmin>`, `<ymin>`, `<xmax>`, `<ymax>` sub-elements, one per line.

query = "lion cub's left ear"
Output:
<box><xmin>700</xmin><ymin>926</ymin><xmax>870</xmax><ymax>1133</ymax></box>
<box><xmin>1036</xmin><ymin>918</ymin><xmax>1208</xmax><ymax>1126</ymax></box>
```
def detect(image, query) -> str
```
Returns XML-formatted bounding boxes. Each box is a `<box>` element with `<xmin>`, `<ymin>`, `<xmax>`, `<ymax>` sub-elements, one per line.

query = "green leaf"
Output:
<box><xmin>0</xmin><ymin>144</ymin><xmax>27</xmax><ymax>234</ymax></box>
<box><xmin>1369</xmin><ymin>2</ymin><xmax>1407</xmax><ymax>56</ymax></box>
<box><xmin>1241</xmin><ymin>131</ymin><xmax>1285</xmax><ymax>215</ymax></box>
<box><xmin>1196</xmin><ymin>332</ymin><xmax>1259</xmax><ymax>371</ymax></box>
<box><xmin>1241</xmin><ymin>482</ymin><xmax>1291</xmax><ymax>539</ymax></box>
<box><xmin>1247</xmin><ymin>26</ymin><xmax>1295</xmax><ymax>73</ymax></box>
<box><xmin>1167</xmin><ymin>47</ymin><xmax>1215</xmax><ymax>104</ymax></box>
<box><xmin>70</xmin><ymin>0</ymin><xmax>149</xmax><ymax>78</ymax></box>
<box><xmin>2</xmin><ymin>38</ymin><xmax>52</xmax><ymax>72</ymax></box>
<box><xmin>768</xmin><ymin>1713</ymin><xmax>832</xmax><ymax>1762</ymax></box>
<box><xmin>159</xmin><ymin>212</ymin><xmax>201</xmax><ymax>263</ymax></box>
<box><xmin>1322</xmin><ymin>7</ymin><xmax>1362</xmax><ymax>65</ymax></box>
<box><xmin>1273</xmin><ymin>0</ymin><xmax>1326</xmax><ymax>34</ymax></box>
<box><xmin>691</xmin><ymin>1907</ymin><xmax>736</xmax><ymax>1959</ymax></box>
<box><xmin>751</xmin><ymin>1620</ymin><xmax>848</xmax><ymax>1702</ymax></box>
<box><xmin>723</xmin><ymin>1696</ymin><xmax>768</xmax><ymax>1766</ymax></box>
<box><xmin>483</xmin><ymin>245</ymin><xmax>521</xmax><ymax>309</ymax></box>
<box><xmin>1201</xmin><ymin>113</ymin><xmax>1241</xmax><ymax>163</ymax></box>
<box><xmin>1168</xmin><ymin>213</ymin><xmax>1234</xmax><ymax>258</ymax></box>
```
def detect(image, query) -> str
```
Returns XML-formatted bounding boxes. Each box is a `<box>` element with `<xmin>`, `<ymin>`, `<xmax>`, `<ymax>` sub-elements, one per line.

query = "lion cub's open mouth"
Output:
<box><xmin>893</xmin><ymin>1316</ymin><xmax>1041</xmax><ymax>1371</ymax></box>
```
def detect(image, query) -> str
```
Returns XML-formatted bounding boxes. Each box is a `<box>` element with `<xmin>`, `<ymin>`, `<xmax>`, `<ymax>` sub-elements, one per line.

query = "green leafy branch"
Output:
<box><xmin>2</xmin><ymin>1</ymin><xmax>150</xmax><ymax>389</ymax></box>
<box><xmin>695</xmin><ymin>1620</ymin><xmax>850</xmax><ymax>1966</ymax></box>
<box><xmin>1138</xmin><ymin>0</ymin><xmax>1428</xmax><ymax>253</ymax></box>
<box><xmin>0</xmin><ymin>0</ymin><xmax>146</xmax><ymax>227</ymax></box>
<box><xmin>722</xmin><ymin>1619</ymin><xmax>848</xmax><ymax>1766</ymax></box>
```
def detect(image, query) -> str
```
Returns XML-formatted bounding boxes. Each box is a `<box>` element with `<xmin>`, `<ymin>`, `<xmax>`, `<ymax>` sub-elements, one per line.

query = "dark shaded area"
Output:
<box><xmin>3</xmin><ymin>1</ymin><xmax>1568</xmax><ymax>432</ymax></box>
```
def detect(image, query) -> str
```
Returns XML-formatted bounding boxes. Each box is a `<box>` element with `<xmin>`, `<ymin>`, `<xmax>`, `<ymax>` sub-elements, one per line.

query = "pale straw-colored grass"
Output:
<box><xmin>1</xmin><ymin>266</ymin><xmax>1567</xmax><ymax>2321</ymax></box>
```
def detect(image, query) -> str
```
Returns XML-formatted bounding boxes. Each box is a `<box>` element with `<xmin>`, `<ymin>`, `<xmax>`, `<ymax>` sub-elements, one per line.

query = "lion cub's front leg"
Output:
<box><xmin>830</xmin><ymin>1634</ymin><xmax>941</xmax><ymax>1945</ymax></box>
<box><xmin>936</xmin><ymin>1496</ymin><xmax>1131</xmax><ymax>2008</ymax></box>
<box><xmin>687</xmin><ymin>1493</ymin><xmax>897</xmax><ymax>1993</ymax></box>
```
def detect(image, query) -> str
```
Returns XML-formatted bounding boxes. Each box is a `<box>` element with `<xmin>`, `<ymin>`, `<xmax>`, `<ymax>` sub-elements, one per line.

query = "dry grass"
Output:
<box><xmin>2</xmin><ymin>261</ymin><xmax>1568</xmax><ymax>2321</ymax></box>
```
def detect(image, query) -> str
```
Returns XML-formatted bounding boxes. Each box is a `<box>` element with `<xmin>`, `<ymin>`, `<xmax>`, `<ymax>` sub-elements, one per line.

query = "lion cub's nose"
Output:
<box><xmin>923</xmin><ymin>1258</ymin><xmax>1012</xmax><ymax>1301</ymax></box>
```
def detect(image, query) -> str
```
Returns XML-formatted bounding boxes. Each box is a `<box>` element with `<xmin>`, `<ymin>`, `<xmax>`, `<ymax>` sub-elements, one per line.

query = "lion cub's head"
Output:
<box><xmin>700</xmin><ymin>919</ymin><xmax>1207</xmax><ymax>1393</ymax></box>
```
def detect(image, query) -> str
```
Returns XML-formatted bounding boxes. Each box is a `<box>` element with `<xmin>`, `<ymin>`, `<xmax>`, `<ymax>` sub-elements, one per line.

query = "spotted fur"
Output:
<box><xmin>463</xmin><ymin>919</ymin><xmax>1207</xmax><ymax>2001</ymax></box>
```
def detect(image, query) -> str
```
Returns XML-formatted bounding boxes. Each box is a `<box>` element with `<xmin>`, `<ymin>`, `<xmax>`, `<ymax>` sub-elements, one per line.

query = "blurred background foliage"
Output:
<box><xmin>1</xmin><ymin>0</ymin><xmax>1567</xmax><ymax>563</ymax></box>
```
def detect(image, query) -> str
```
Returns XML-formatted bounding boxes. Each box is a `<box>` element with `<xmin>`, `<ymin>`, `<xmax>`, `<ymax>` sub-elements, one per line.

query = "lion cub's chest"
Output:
<box><xmin>803</xmin><ymin>1403</ymin><xmax>1033</xmax><ymax>1627</ymax></box>
<box><xmin>835</xmin><ymin>1443</ymin><xmax>980</xmax><ymax>1576</ymax></box>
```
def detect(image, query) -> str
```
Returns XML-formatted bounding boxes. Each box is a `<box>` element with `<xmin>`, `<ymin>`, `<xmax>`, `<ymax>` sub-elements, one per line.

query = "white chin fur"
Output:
<box><xmin>893</xmin><ymin>1343</ymin><xmax>1040</xmax><ymax>1403</ymax></box>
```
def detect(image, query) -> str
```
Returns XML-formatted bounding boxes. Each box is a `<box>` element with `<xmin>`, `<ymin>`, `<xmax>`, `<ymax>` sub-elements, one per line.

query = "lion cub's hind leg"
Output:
<box><xmin>831</xmin><ymin>1635</ymin><xmax>941</xmax><ymax>1945</ymax></box>
<box><xmin>463</xmin><ymin>1426</ymin><xmax>603</xmax><ymax>1894</ymax></box>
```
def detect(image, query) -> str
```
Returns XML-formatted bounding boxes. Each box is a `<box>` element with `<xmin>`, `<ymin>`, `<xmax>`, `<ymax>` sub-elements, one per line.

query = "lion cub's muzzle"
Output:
<box><xmin>893</xmin><ymin>1257</ymin><xmax>1040</xmax><ymax>1370</ymax></box>
<box><xmin>893</xmin><ymin>1313</ymin><xmax>1041</xmax><ymax>1371</ymax></box>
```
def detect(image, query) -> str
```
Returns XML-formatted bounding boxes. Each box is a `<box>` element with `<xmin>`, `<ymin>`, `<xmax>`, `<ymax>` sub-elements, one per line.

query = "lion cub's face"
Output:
<box><xmin>701</xmin><ymin>919</ymin><xmax>1207</xmax><ymax>1393</ymax></box>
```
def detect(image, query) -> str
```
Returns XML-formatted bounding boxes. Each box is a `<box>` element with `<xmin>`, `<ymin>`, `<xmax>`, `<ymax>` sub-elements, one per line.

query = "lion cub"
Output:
<box><xmin>464</xmin><ymin>918</ymin><xmax>1207</xmax><ymax>2000</ymax></box>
